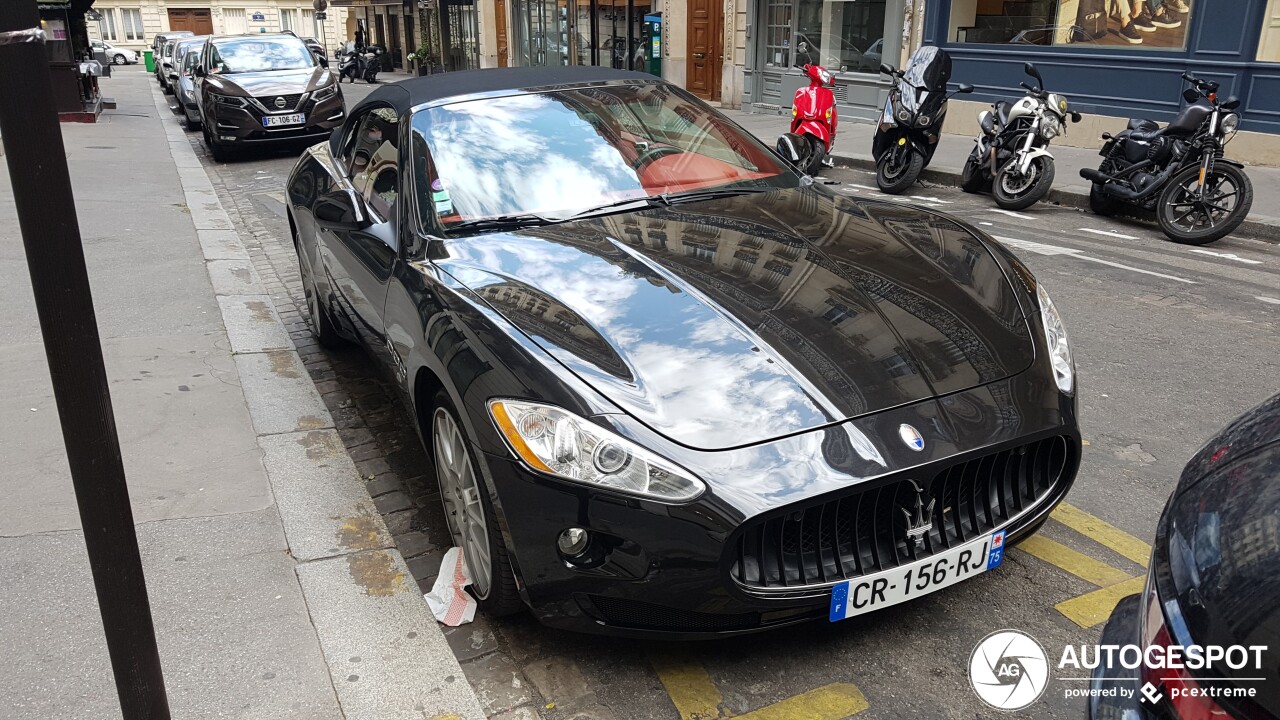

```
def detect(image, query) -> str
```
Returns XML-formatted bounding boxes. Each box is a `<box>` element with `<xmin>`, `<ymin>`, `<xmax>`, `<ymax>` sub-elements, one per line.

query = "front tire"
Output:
<box><xmin>430</xmin><ymin>391</ymin><xmax>523</xmax><ymax>616</ymax></box>
<box><xmin>960</xmin><ymin>154</ymin><xmax>985</xmax><ymax>194</ymax></box>
<box><xmin>993</xmin><ymin>155</ymin><xmax>1055</xmax><ymax>210</ymax></box>
<box><xmin>203</xmin><ymin>124</ymin><xmax>231</xmax><ymax>163</ymax></box>
<box><xmin>876</xmin><ymin>143</ymin><xmax>925</xmax><ymax>194</ymax></box>
<box><xmin>1156</xmin><ymin>163</ymin><xmax>1253</xmax><ymax>245</ymax></box>
<box><xmin>113</xmin><ymin>54</ymin><xmax>126</xmax><ymax>65</ymax></box>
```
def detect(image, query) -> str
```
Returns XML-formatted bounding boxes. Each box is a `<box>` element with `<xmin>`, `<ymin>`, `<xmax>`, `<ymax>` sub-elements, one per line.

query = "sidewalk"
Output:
<box><xmin>721</xmin><ymin>106</ymin><xmax>1280</xmax><ymax>241</ymax></box>
<box><xmin>0</xmin><ymin>70</ymin><xmax>484</xmax><ymax>719</ymax></box>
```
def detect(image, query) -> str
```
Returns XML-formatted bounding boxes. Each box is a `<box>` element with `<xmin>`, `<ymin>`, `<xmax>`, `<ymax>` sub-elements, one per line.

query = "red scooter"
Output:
<box><xmin>776</xmin><ymin>64</ymin><xmax>838</xmax><ymax>175</ymax></box>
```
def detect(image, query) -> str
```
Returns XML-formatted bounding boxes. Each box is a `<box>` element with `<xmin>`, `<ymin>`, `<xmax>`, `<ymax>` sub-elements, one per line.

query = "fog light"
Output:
<box><xmin>557</xmin><ymin>527</ymin><xmax>589</xmax><ymax>556</ymax></box>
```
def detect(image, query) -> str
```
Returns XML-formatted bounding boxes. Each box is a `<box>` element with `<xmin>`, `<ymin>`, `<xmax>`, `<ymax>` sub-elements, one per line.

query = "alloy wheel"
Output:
<box><xmin>999</xmin><ymin>163</ymin><xmax>1039</xmax><ymax>196</ymax></box>
<box><xmin>1163</xmin><ymin>172</ymin><xmax>1241</xmax><ymax>233</ymax></box>
<box><xmin>434</xmin><ymin>408</ymin><xmax>492</xmax><ymax>598</ymax></box>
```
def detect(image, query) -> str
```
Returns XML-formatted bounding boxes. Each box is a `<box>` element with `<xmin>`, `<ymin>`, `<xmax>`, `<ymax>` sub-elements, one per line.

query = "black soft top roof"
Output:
<box><xmin>358</xmin><ymin>66</ymin><xmax>656</xmax><ymax>115</ymax></box>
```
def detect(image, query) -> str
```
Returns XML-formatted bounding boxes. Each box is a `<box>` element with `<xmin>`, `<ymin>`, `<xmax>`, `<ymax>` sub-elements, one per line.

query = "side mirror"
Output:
<box><xmin>957</xmin><ymin>83</ymin><xmax>975</xmax><ymax>93</ymax></box>
<box><xmin>880</xmin><ymin>63</ymin><xmax>895</xmax><ymax>76</ymax></box>
<box><xmin>314</xmin><ymin>188</ymin><xmax>371</xmax><ymax>231</ymax></box>
<box><xmin>1024</xmin><ymin>61</ymin><xmax>1042</xmax><ymax>84</ymax></box>
<box><xmin>317</xmin><ymin>54</ymin><xmax>329</xmax><ymax>68</ymax></box>
<box><xmin>1182</xmin><ymin>87</ymin><xmax>1199</xmax><ymax>103</ymax></box>
<box><xmin>1222</xmin><ymin>95</ymin><xmax>1241</xmax><ymax>110</ymax></box>
<box><xmin>194</xmin><ymin>65</ymin><xmax>206</xmax><ymax>78</ymax></box>
<box><xmin>1071</xmin><ymin>111</ymin><xmax>1083</xmax><ymax>123</ymax></box>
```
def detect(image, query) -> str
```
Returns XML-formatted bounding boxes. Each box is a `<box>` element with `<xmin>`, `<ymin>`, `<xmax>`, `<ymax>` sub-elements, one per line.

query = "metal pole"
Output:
<box><xmin>0</xmin><ymin>5</ymin><xmax>171</xmax><ymax>720</ymax></box>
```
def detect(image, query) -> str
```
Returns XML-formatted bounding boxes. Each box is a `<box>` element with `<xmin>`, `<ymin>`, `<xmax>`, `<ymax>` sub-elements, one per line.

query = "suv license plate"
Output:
<box><xmin>263</xmin><ymin>113</ymin><xmax>305</xmax><ymax>127</ymax></box>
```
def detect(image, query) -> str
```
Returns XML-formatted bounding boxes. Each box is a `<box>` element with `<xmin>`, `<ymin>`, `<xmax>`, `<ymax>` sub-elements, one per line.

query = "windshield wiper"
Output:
<box><xmin>657</xmin><ymin>186</ymin><xmax>778</xmax><ymax>206</ymax></box>
<box><xmin>448</xmin><ymin>213</ymin><xmax>558</xmax><ymax>234</ymax></box>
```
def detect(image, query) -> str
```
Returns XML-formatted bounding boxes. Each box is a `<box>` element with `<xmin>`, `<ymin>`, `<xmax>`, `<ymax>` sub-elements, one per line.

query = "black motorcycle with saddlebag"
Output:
<box><xmin>1081</xmin><ymin>73</ymin><xmax>1252</xmax><ymax>245</ymax></box>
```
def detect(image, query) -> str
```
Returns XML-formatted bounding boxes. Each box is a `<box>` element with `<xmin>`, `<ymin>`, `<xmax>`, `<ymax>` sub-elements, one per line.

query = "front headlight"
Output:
<box><xmin>1036</xmin><ymin>283</ymin><xmax>1074</xmax><ymax>394</ymax></box>
<box><xmin>917</xmin><ymin>114</ymin><xmax>931</xmax><ymax>126</ymax></box>
<box><xmin>897</xmin><ymin>108</ymin><xmax>911</xmax><ymax>123</ymax></box>
<box><xmin>1040</xmin><ymin>115</ymin><xmax>1060</xmax><ymax>139</ymax></box>
<box><xmin>488</xmin><ymin>399</ymin><xmax>706</xmax><ymax>502</ymax></box>
<box><xmin>1219</xmin><ymin>112</ymin><xmax>1240</xmax><ymax>139</ymax></box>
<box><xmin>312</xmin><ymin>83</ymin><xmax>339</xmax><ymax>102</ymax></box>
<box><xmin>213</xmin><ymin>94</ymin><xmax>248</xmax><ymax>108</ymax></box>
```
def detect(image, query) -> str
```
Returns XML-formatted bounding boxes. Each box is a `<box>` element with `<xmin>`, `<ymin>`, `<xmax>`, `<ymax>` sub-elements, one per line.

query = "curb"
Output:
<box><xmin>828</xmin><ymin>153</ymin><xmax>1280</xmax><ymax>245</ymax></box>
<box><xmin>149</xmin><ymin>86</ymin><xmax>486</xmax><ymax>720</ymax></box>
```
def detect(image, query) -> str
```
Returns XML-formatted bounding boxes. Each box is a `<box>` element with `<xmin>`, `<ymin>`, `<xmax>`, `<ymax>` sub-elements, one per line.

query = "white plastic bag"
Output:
<box><xmin>424</xmin><ymin>546</ymin><xmax>476</xmax><ymax>626</ymax></box>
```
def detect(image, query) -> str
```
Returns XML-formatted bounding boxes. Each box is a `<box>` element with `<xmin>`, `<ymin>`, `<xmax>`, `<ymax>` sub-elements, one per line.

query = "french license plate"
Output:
<box><xmin>829</xmin><ymin>530</ymin><xmax>1005</xmax><ymax>622</ymax></box>
<box><xmin>262</xmin><ymin>113</ymin><xmax>305</xmax><ymax>128</ymax></box>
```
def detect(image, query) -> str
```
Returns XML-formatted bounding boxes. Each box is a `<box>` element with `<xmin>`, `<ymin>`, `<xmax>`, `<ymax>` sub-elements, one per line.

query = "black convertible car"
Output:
<box><xmin>285</xmin><ymin>67</ymin><xmax>1082</xmax><ymax>636</ymax></box>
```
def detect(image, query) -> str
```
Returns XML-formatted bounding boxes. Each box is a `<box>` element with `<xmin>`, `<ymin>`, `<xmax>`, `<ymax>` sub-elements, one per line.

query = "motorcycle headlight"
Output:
<box><xmin>1036</xmin><ymin>283</ymin><xmax>1074</xmax><ymax>394</ymax></box>
<box><xmin>1040</xmin><ymin>115</ymin><xmax>1060</xmax><ymax>139</ymax></box>
<box><xmin>897</xmin><ymin>109</ymin><xmax>911</xmax><ymax>123</ymax></box>
<box><xmin>917</xmin><ymin>114</ymin><xmax>931</xmax><ymax>126</ymax></box>
<box><xmin>488</xmin><ymin>399</ymin><xmax>706</xmax><ymax>502</ymax></box>
<box><xmin>1219</xmin><ymin>112</ymin><xmax>1240</xmax><ymax>139</ymax></box>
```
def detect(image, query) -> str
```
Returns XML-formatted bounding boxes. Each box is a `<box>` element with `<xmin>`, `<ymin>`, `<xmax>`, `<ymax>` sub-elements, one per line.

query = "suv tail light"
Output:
<box><xmin>1139</xmin><ymin>574</ymin><xmax>1231</xmax><ymax>719</ymax></box>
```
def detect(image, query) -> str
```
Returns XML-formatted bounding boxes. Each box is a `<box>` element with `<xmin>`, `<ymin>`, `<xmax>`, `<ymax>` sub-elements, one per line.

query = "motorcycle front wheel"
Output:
<box><xmin>876</xmin><ymin>143</ymin><xmax>924</xmax><ymax>194</ymax></box>
<box><xmin>993</xmin><ymin>155</ymin><xmax>1055</xmax><ymax>210</ymax></box>
<box><xmin>960</xmin><ymin>153</ymin><xmax>985</xmax><ymax>194</ymax></box>
<box><xmin>1156</xmin><ymin>164</ymin><xmax>1253</xmax><ymax>245</ymax></box>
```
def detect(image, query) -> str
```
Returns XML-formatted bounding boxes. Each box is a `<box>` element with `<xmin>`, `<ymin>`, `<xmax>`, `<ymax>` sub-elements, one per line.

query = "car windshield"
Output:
<box><xmin>410</xmin><ymin>82</ymin><xmax>794</xmax><ymax>229</ymax></box>
<box><xmin>209</xmin><ymin>37</ymin><xmax>315</xmax><ymax>74</ymax></box>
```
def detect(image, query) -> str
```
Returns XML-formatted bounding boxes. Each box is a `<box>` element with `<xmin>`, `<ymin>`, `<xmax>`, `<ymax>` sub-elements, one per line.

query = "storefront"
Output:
<box><xmin>339</xmin><ymin>0</ymin><xmax>480</xmax><ymax>71</ymax></box>
<box><xmin>743</xmin><ymin>0</ymin><xmax>906</xmax><ymax>119</ymax></box>
<box><xmin>509</xmin><ymin>0</ymin><xmax>660</xmax><ymax>72</ymax></box>
<box><xmin>923</xmin><ymin>0</ymin><xmax>1280</xmax><ymax>134</ymax></box>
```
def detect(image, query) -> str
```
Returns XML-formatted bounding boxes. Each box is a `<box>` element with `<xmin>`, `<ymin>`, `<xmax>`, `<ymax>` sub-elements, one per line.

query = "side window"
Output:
<box><xmin>347</xmin><ymin>108</ymin><xmax>399</xmax><ymax>222</ymax></box>
<box><xmin>207</xmin><ymin>44</ymin><xmax>223</xmax><ymax>74</ymax></box>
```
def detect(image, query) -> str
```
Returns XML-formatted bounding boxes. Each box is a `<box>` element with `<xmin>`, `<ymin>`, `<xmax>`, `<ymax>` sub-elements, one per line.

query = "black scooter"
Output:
<box><xmin>872</xmin><ymin>46</ymin><xmax>973</xmax><ymax>194</ymax></box>
<box><xmin>339</xmin><ymin>43</ymin><xmax>382</xmax><ymax>83</ymax></box>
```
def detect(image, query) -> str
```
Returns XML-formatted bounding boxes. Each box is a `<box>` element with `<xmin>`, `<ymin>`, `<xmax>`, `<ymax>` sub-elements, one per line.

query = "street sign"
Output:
<box><xmin>315</xmin><ymin>11</ymin><xmax>327</xmax><ymax>20</ymax></box>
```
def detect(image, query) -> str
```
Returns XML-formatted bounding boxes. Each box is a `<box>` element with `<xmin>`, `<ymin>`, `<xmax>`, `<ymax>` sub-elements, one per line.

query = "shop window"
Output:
<box><xmin>763</xmin><ymin>0</ymin><xmax>793</xmax><ymax>67</ymax></box>
<box><xmin>793</xmin><ymin>0</ymin><xmax>886</xmax><ymax>73</ymax></box>
<box><xmin>122</xmin><ymin>9</ymin><xmax>144</xmax><ymax>41</ymax></box>
<box><xmin>946</xmin><ymin>0</ymin><xmax>1194</xmax><ymax>50</ymax></box>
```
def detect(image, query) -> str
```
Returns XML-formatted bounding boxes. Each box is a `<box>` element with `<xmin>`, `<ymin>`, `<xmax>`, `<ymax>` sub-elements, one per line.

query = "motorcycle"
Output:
<box><xmin>961</xmin><ymin>62</ymin><xmax>1082</xmax><ymax>210</ymax></box>
<box><xmin>1080</xmin><ymin>74</ymin><xmax>1252</xmax><ymax>245</ymax></box>
<box><xmin>339</xmin><ymin>42</ymin><xmax>383</xmax><ymax>83</ymax></box>
<box><xmin>776</xmin><ymin>62</ymin><xmax>837</xmax><ymax>176</ymax></box>
<box><xmin>873</xmin><ymin>46</ymin><xmax>973</xmax><ymax>194</ymax></box>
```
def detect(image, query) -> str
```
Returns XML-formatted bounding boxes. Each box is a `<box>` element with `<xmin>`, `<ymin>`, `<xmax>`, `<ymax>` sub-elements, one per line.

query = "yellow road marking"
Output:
<box><xmin>1016</xmin><ymin>535</ymin><xmax>1132</xmax><ymax>587</ymax></box>
<box><xmin>650</xmin><ymin>653</ymin><xmax>723</xmax><ymax>720</ymax></box>
<box><xmin>1051</xmin><ymin>502</ymin><xmax>1152</xmax><ymax>567</ymax></box>
<box><xmin>739</xmin><ymin>684</ymin><xmax>869</xmax><ymax>720</ymax></box>
<box><xmin>650</xmin><ymin>654</ymin><xmax>868</xmax><ymax>720</ymax></box>
<box><xmin>1056</xmin><ymin>575</ymin><xmax>1147</xmax><ymax>628</ymax></box>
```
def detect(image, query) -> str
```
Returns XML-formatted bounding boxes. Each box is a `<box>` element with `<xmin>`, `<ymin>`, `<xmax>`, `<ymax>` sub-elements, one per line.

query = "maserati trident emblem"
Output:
<box><xmin>899</xmin><ymin>423</ymin><xmax>925</xmax><ymax>451</ymax></box>
<box><xmin>900</xmin><ymin>479</ymin><xmax>936</xmax><ymax>551</ymax></box>
<box><xmin>274</xmin><ymin>96</ymin><xmax>288</xmax><ymax>109</ymax></box>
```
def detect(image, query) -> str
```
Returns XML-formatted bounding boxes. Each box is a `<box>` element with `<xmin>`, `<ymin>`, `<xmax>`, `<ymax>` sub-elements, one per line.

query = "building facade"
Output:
<box><xmin>923</xmin><ymin>0</ymin><xmax>1280</xmax><ymax>136</ymax></box>
<box><xmin>87</xmin><ymin>2</ymin><xmax>351</xmax><ymax>55</ymax></box>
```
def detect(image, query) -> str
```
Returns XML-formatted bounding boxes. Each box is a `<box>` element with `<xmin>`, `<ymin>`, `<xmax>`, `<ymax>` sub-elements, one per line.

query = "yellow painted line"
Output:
<box><xmin>1016</xmin><ymin>535</ymin><xmax>1133</xmax><ymax>587</ymax></box>
<box><xmin>740</xmin><ymin>683</ymin><xmax>869</xmax><ymax>720</ymax></box>
<box><xmin>1056</xmin><ymin>575</ymin><xmax>1147</xmax><ymax>628</ymax></box>
<box><xmin>1051</xmin><ymin>502</ymin><xmax>1152</xmax><ymax>567</ymax></box>
<box><xmin>649</xmin><ymin>653</ymin><xmax>723</xmax><ymax>720</ymax></box>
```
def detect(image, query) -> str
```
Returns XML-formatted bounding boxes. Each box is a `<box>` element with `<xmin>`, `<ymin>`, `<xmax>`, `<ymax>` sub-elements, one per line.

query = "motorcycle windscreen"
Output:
<box><xmin>899</xmin><ymin>46</ymin><xmax>952</xmax><ymax>117</ymax></box>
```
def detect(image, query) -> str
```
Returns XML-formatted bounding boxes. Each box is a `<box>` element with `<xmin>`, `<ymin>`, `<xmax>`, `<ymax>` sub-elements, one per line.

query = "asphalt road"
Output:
<box><xmin>186</xmin><ymin>81</ymin><xmax>1280</xmax><ymax>719</ymax></box>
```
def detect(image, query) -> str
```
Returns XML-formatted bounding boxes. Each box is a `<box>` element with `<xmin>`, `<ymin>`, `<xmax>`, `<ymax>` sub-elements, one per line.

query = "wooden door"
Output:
<box><xmin>495</xmin><ymin>0</ymin><xmax>509</xmax><ymax>66</ymax></box>
<box><xmin>687</xmin><ymin>0</ymin><xmax>722</xmax><ymax>100</ymax></box>
<box><xmin>168</xmin><ymin>8</ymin><xmax>213</xmax><ymax>35</ymax></box>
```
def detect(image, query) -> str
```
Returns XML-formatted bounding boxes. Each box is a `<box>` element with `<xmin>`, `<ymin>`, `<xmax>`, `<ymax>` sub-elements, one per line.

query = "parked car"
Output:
<box><xmin>172</xmin><ymin>43</ymin><xmax>206</xmax><ymax>130</ymax></box>
<box><xmin>1089</xmin><ymin>392</ymin><xmax>1280</xmax><ymax>720</ymax></box>
<box><xmin>158</xmin><ymin>39</ymin><xmax>182</xmax><ymax>94</ymax></box>
<box><xmin>91</xmin><ymin>39</ymin><xmax>138</xmax><ymax>65</ymax></box>
<box><xmin>152</xmin><ymin>31</ymin><xmax>193</xmax><ymax>83</ymax></box>
<box><xmin>167</xmin><ymin>35</ymin><xmax>208</xmax><ymax>102</ymax></box>
<box><xmin>284</xmin><ymin>66</ymin><xmax>1083</xmax><ymax>636</ymax></box>
<box><xmin>196</xmin><ymin>33</ymin><xmax>344</xmax><ymax>161</ymax></box>
<box><xmin>303</xmin><ymin>37</ymin><xmax>327</xmax><ymax>60</ymax></box>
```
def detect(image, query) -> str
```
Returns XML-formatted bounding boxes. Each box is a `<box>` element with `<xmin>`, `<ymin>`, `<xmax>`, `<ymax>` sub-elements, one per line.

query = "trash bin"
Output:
<box><xmin>144</xmin><ymin>49</ymin><xmax>155</xmax><ymax>73</ymax></box>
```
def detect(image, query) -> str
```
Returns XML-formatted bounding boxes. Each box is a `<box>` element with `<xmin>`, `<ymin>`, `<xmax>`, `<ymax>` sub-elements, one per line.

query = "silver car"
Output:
<box><xmin>153</xmin><ymin>31</ymin><xmax>193</xmax><ymax>85</ymax></box>
<box><xmin>171</xmin><ymin>45</ymin><xmax>205</xmax><ymax>129</ymax></box>
<box><xmin>91</xmin><ymin>39</ymin><xmax>138</xmax><ymax>65</ymax></box>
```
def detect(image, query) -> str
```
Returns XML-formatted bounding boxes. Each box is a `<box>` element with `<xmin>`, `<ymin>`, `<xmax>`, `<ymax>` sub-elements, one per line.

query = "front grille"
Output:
<box><xmin>256</xmin><ymin>93</ymin><xmax>304</xmax><ymax>112</ymax></box>
<box><xmin>589</xmin><ymin>596</ymin><xmax>761</xmax><ymax>632</ymax></box>
<box><xmin>732</xmin><ymin>436</ymin><xmax>1072</xmax><ymax>590</ymax></box>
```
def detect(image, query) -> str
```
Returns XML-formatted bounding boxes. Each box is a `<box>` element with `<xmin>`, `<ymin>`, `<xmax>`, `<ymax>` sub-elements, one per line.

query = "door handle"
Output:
<box><xmin>694</xmin><ymin>52</ymin><xmax>705</xmax><ymax>59</ymax></box>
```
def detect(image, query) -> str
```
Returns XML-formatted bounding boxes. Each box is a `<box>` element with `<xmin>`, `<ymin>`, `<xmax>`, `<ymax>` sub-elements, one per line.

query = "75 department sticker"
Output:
<box><xmin>969</xmin><ymin>630</ymin><xmax>1050</xmax><ymax>711</ymax></box>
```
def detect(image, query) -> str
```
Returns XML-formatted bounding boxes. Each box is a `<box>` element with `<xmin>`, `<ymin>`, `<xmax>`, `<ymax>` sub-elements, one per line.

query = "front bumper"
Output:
<box><xmin>1089</xmin><ymin>594</ymin><xmax>1151</xmax><ymax>720</ymax></box>
<box><xmin>483</xmin><ymin>375</ymin><xmax>1080</xmax><ymax>638</ymax></box>
<box><xmin>208</xmin><ymin>92</ymin><xmax>344</xmax><ymax>146</ymax></box>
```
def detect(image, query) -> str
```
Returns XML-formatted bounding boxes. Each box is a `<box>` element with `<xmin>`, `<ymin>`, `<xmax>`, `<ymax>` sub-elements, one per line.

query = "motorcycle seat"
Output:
<box><xmin>1127</xmin><ymin>118</ymin><xmax>1158</xmax><ymax>131</ymax></box>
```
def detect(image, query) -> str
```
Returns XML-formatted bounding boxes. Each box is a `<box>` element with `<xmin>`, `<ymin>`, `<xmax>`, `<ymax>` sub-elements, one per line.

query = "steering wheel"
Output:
<box><xmin>633</xmin><ymin>145</ymin><xmax>683</xmax><ymax>169</ymax></box>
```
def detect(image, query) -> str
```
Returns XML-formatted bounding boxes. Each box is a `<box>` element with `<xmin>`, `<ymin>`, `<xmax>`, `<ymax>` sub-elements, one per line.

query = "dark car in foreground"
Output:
<box><xmin>196</xmin><ymin>33</ymin><xmax>344</xmax><ymax>161</ymax></box>
<box><xmin>285</xmin><ymin>67</ymin><xmax>1082</xmax><ymax>636</ymax></box>
<box><xmin>1090</xmin><ymin>393</ymin><xmax>1280</xmax><ymax>720</ymax></box>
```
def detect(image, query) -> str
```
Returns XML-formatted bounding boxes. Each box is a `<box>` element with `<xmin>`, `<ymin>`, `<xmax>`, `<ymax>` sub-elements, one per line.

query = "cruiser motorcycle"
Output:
<box><xmin>961</xmin><ymin>62</ymin><xmax>1082</xmax><ymax>210</ymax></box>
<box><xmin>873</xmin><ymin>45</ymin><xmax>973</xmax><ymax>194</ymax></box>
<box><xmin>1080</xmin><ymin>73</ymin><xmax>1252</xmax><ymax>245</ymax></box>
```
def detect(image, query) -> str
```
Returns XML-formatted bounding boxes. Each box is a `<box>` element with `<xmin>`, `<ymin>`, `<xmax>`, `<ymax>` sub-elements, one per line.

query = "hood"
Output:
<box><xmin>440</xmin><ymin>188</ymin><xmax>1035</xmax><ymax>451</ymax></box>
<box><xmin>203</xmin><ymin>67</ymin><xmax>331</xmax><ymax>98</ymax></box>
